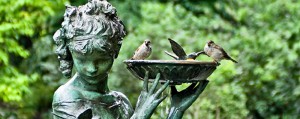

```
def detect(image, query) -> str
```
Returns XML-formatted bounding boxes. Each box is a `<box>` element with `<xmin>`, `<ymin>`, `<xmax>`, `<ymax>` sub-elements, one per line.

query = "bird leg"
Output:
<box><xmin>203</xmin><ymin>52</ymin><xmax>209</xmax><ymax>57</ymax></box>
<box><xmin>213</xmin><ymin>60</ymin><xmax>220</xmax><ymax>65</ymax></box>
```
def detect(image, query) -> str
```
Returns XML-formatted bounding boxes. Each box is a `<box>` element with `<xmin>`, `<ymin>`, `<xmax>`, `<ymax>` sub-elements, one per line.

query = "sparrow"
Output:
<box><xmin>204</xmin><ymin>40</ymin><xmax>238</xmax><ymax>64</ymax></box>
<box><xmin>131</xmin><ymin>40</ymin><xmax>152</xmax><ymax>60</ymax></box>
<box><xmin>165</xmin><ymin>38</ymin><xmax>205</xmax><ymax>60</ymax></box>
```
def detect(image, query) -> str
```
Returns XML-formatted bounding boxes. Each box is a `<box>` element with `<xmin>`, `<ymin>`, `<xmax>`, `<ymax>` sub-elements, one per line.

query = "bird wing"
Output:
<box><xmin>131</xmin><ymin>45</ymin><xmax>141</xmax><ymax>59</ymax></box>
<box><xmin>165</xmin><ymin>51</ymin><xmax>179</xmax><ymax>60</ymax></box>
<box><xmin>168</xmin><ymin>38</ymin><xmax>186</xmax><ymax>60</ymax></box>
<box><xmin>213</xmin><ymin>44</ymin><xmax>234</xmax><ymax>60</ymax></box>
<box><xmin>133</xmin><ymin>46</ymin><xmax>140</xmax><ymax>55</ymax></box>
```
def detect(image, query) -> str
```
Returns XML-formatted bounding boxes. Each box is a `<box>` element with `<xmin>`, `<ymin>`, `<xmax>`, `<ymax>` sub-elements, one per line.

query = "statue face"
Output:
<box><xmin>54</xmin><ymin>0</ymin><xmax>125</xmax><ymax>78</ymax></box>
<box><xmin>71</xmin><ymin>49</ymin><xmax>114</xmax><ymax>81</ymax></box>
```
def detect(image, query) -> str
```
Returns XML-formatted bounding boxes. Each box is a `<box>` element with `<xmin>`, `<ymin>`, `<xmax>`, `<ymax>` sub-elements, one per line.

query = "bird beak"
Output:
<box><xmin>207</xmin><ymin>40</ymin><xmax>214</xmax><ymax>46</ymax></box>
<box><xmin>145</xmin><ymin>41</ymin><xmax>151</xmax><ymax>46</ymax></box>
<box><xmin>207</xmin><ymin>42</ymin><xmax>211</xmax><ymax>47</ymax></box>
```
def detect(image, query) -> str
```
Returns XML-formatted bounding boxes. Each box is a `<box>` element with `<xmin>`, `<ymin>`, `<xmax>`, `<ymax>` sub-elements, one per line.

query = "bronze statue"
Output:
<box><xmin>52</xmin><ymin>0</ymin><xmax>208</xmax><ymax>119</ymax></box>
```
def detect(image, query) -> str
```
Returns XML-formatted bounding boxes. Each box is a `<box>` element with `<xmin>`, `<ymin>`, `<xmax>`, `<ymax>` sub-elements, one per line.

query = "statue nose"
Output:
<box><xmin>86</xmin><ymin>65</ymin><xmax>98</xmax><ymax>75</ymax></box>
<box><xmin>89</xmin><ymin>69</ymin><xmax>98</xmax><ymax>75</ymax></box>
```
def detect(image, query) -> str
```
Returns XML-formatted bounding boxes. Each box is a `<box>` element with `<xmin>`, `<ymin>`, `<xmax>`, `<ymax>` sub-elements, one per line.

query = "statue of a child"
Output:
<box><xmin>52</xmin><ymin>0</ymin><xmax>208</xmax><ymax>119</ymax></box>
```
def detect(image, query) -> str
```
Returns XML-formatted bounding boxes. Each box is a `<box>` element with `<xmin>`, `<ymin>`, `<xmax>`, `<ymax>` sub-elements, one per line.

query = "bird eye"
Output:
<box><xmin>207</xmin><ymin>42</ymin><xmax>212</xmax><ymax>46</ymax></box>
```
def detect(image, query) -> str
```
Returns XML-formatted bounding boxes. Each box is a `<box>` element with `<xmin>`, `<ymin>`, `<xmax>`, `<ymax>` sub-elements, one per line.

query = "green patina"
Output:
<box><xmin>52</xmin><ymin>0</ymin><xmax>208</xmax><ymax>119</ymax></box>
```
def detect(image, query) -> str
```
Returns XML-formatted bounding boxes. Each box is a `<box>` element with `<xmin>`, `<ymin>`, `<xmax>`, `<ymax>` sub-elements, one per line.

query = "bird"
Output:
<box><xmin>164</xmin><ymin>51</ymin><xmax>205</xmax><ymax>61</ymax></box>
<box><xmin>165</xmin><ymin>38</ymin><xmax>205</xmax><ymax>60</ymax></box>
<box><xmin>186</xmin><ymin>51</ymin><xmax>206</xmax><ymax>60</ymax></box>
<box><xmin>204</xmin><ymin>40</ymin><xmax>238</xmax><ymax>65</ymax></box>
<box><xmin>131</xmin><ymin>40</ymin><xmax>152</xmax><ymax>60</ymax></box>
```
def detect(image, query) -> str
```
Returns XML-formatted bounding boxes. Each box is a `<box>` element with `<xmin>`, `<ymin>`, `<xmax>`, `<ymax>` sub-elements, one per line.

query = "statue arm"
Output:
<box><xmin>166</xmin><ymin>107</ymin><xmax>184</xmax><ymax>119</ymax></box>
<box><xmin>167</xmin><ymin>80</ymin><xmax>209</xmax><ymax>119</ymax></box>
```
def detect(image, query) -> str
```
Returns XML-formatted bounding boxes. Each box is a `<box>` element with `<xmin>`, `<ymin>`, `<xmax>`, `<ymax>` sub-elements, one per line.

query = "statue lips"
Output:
<box><xmin>86</xmin><ymin>72</ymin><xmax>99</xmax><ymax>77</ymax></box>
<box><xmin>85</xmin><ymin>72</ymin><xmax>107</xmax><ymax>78</ymax></box>
<box><xmin>79</xmin><ymin>70</ymin><xmax>104</xmax><ymax>79</ymax></box>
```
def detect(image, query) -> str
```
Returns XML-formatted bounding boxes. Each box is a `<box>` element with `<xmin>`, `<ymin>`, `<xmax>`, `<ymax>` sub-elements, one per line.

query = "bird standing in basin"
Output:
<box><xmin>204</xmin><ymin>40</ymin><xmax>238</xmax><ymax>64</ymax></box>
<box><xmin>165</xmin><ymin>38</ymin><xmax>205</xmax><ymax>60</ymax></box>
<box><xmin>131</xmin><ymin>40</ymin><xmax>152</xmax><ymax>60</ymax></box>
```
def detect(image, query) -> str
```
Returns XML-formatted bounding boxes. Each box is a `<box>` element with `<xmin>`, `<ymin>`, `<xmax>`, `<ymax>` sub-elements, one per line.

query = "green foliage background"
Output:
<box><xmin>0</xmin><ymin>0</ymin><xmax>299</xmax><ymax>118</ymax></box>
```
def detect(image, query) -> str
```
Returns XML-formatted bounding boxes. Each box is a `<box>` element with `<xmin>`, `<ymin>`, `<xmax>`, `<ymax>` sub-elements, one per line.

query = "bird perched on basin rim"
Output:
<box><xmin>165</xmin><ymin>38</ymin><xmax>205</xmax><ymax>60</ymax></box>
<box><xmin>131</xmin><ymin>40</ymin><xmax>152</xmax><ymax>60</ymax></box>
<box><xmin>204</xmin><ymin>40</ymin><xmax>238</xmax><ymax>64</ymax></box>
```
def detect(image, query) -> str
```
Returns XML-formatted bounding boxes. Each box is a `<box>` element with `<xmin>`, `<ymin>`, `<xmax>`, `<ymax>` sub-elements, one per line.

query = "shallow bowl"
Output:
<box><xmin>124</xmin><ymin>60</ymin><xmax>217</xmax><ymax>85</ymax></box>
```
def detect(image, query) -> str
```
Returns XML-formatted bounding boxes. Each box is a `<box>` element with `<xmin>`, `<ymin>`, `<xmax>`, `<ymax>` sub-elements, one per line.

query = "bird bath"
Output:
<box><xmin>124</xmin><ymin>60</ymin><xmax>218</xmax><ymax>85</ymax></box>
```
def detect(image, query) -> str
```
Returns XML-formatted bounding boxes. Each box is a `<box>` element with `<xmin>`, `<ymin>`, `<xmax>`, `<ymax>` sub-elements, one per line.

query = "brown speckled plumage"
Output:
<box><xmin>131</xmin><ymin>40</ymin><xmax>152</xmax><ymax>60</ymax></box>
<box><xmin>204</xmin><ymin>40</ymin><xmax>237</xmax><ymax>64</ymax></box>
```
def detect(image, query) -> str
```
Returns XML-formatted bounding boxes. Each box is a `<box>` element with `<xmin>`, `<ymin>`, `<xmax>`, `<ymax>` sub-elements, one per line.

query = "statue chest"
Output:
<box><xmin>53</xmin><ymin>92</ymin><xmax>132</xmax><ymax>119</ymax></box>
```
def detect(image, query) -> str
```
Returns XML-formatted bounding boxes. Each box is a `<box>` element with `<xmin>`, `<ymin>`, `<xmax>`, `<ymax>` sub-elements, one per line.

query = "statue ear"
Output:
<box><xmin>78</xmin><ymin>109</ymin><xmax>92</xmax><ymax>119</ymax></box>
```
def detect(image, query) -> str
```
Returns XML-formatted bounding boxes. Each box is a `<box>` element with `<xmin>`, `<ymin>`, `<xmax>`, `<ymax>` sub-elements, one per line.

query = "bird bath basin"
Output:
<box><xmin>124</xmin><ymin>60</ymin><xmax>218</xmax><ymax>85</ymax></box>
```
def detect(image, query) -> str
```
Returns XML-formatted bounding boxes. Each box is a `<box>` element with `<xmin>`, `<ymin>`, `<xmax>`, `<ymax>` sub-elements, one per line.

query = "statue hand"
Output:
<box><xmin>131</xmin><ymin>71</ymin><xmax>169</xmax><ymax>119</ymax></box>
<box><xmin>167</xmin><ymin>80</ymin><xmax>209</xmax><ymax>119</ymax></box>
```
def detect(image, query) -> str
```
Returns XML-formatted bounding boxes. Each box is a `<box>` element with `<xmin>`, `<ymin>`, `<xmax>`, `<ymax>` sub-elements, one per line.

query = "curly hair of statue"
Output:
<box><xmin>53</xmin><ymin>0</ymin><xmax>126</xmax><ymax>78</ymax></box>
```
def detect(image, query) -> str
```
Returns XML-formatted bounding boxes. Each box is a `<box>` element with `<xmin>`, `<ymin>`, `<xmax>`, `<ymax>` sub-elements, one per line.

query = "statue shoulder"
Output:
<box><xmin>52</xmin><ymin>82</ymin><xmax>87</xmax><ymax>119</ymax></box>
<box><xmin>53</xmin><ymin>83</ymin><xmax>83</xmax><ymax>104</ymax></box>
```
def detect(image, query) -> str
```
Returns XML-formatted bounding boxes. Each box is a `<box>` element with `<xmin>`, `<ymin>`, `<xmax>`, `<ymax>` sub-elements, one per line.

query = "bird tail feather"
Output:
<box><xmin>229</xmin><ymin>58</ymin><xmax>238</xmax><ymax>63</ymax></box>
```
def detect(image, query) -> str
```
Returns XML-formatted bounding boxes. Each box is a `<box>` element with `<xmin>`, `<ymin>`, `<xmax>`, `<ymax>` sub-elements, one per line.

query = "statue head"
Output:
<box><xmin>53</xmin><ymin>0</ymin><xmax>126</xmax><ymax>78</ymax></box>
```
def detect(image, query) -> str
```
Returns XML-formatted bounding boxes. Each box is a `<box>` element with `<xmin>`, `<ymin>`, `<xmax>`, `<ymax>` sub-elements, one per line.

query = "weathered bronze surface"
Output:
<box><xmin>52</xmin><ymin>0</ymin><xmax>215</xmax><ymax>118</ymax></box>
<box><xmin>52</xmin><ymin>0</ymin><xmax>133</xmax><ymax>118</ymax></box>
<box><xmin>124</xmin><ymin>60</ymin><xmax>217</xmax><ymax>85</ymax></box>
